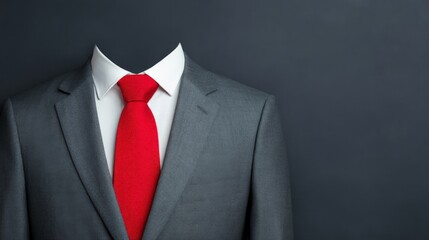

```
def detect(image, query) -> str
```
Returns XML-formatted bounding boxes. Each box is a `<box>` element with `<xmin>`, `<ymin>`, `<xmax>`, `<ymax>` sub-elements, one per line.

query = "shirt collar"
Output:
<box><xmin>91</xmin><ymin>42</ymin><xmax>185</xmax><ymax>100</ymax></box>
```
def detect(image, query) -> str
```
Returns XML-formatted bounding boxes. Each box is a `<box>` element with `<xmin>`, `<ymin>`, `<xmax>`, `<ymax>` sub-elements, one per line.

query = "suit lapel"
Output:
<box><xmin>142</xmin><ymin>54</ymin><xmax>220</xmax><ymax>240</ymax></box>
<box><xmin>55</xmin><ymin>58</ymin><xmax>129</xmax><ymax>240</ymax></box>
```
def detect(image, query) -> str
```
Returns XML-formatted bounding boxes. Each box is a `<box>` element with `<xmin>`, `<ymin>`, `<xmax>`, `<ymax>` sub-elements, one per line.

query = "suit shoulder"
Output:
<box><xmin>7</xmin><ymin>65</ymin><xmax>82</xmax><ymax>110</ymax></box>
<box><xmin>185</xmin><ymin>56</ymin><xmax>272</xmax><ymax>112</ymax></box>
<box><xmin>203</xmin><ymin>67</ymin><xmax>272</xmax><ymax>106</ymax></box>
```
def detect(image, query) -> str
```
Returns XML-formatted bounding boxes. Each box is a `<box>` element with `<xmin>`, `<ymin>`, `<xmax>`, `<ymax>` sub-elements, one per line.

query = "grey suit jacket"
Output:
<box><xmin>0</xmin><ymin>53</ymin><xmax>293</xmax><ymax>240</ymax></box>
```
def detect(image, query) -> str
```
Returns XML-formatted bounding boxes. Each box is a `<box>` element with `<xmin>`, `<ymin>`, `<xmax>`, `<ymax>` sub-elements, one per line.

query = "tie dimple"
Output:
<box><xmin>117</xmin><ymin>73</ymin><xmax>159</xmax><ymax>103</ymax></box>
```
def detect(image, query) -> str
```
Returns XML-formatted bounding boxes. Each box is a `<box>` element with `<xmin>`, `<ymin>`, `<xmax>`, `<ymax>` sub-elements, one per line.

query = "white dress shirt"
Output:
<box><xmin>90</xmin><ymin>43</ymin><xmax>185</xmax><ymax>177</ymax></box>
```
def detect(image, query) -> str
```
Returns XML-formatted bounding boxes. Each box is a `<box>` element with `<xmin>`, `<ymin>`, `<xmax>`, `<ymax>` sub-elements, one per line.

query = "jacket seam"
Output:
<box><xmin>8</xmin><ymin>97</ymin><xmax>31</xmax><ymax>237</ymax></box>
<box><xmin>242</xmin><ymin>94</ymin><xmax>272</xmax><ymax>238</ymax></box>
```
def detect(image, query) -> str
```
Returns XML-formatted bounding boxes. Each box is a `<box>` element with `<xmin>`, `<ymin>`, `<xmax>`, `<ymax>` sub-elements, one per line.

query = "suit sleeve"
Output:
<box><xmin>246</xmin><ymin>94</ymin><xmax>293</xmax><ymax>240</ymax></box>
<box><xmin>0</xmin><ymin>98</ymin><xmax>30</xmax><ymax>239</ymax></box>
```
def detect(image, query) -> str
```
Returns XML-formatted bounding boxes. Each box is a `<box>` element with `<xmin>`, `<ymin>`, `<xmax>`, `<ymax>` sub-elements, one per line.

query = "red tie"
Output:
<box><xmin>113</xmin><ymin>73</ymin><xmax>161</xmax><ymax>240</ymax></box>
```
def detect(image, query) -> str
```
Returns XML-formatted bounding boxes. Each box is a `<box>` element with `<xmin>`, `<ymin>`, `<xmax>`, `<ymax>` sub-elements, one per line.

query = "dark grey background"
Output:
<box><xmin>1</xmin><ymin>0</ymin><xmax>429</xmax><ymax>239</ymax></box>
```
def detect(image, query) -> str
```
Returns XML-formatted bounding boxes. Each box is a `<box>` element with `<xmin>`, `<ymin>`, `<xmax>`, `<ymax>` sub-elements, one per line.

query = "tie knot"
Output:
<box><xmin>117</xmin><ymin>74</ymin><xmax>159</xmax><ymax>103</ymax></box>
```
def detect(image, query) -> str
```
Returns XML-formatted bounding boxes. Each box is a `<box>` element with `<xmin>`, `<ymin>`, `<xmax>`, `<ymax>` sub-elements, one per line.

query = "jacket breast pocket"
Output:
<box><xmin>179</xmin><ymin>176</ymin><xmax>247</xmax><ymax>204</ymax></box>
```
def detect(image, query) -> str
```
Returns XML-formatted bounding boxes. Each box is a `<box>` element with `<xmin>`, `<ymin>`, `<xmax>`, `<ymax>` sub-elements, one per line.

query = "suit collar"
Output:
<box><xmin>90</xmin><ymin>43</ymin><xmax>185</xmax><ymax>100</ymax></box>
<box><xmin>58</xmin><ymin>51</ymin><xmax>217</xmax><ymax>97</ymax></box>
<box><xmin>56</xmin><ymin>52</ymin><xmax>219</xmax><ymax>240</ymax></box>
